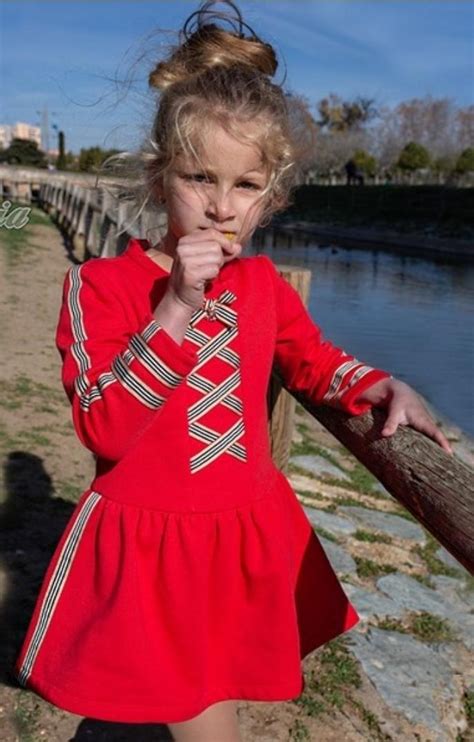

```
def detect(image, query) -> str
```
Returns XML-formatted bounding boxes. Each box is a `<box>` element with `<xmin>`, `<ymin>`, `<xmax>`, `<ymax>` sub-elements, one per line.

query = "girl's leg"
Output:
<box><xmin>168</xmin><ymin>700</ymin><xmax>242</xmax><ymax>742</ymax></box>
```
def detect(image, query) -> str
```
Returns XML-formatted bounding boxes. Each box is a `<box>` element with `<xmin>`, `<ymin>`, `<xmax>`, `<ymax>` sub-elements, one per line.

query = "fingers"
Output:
<box><xmin>180</xmin><ymin>229</ymin><xmax>241</xmax><ymax>265</ymax></box>
<box><xmin>431</xmin><ymin>428</ymin><xmax>454</xmax><ymax>455</ymax></box>
<box><xmin>410</xmin><ymin>415</ymin><xmax>454</xmax><ymax>455</ymax></box>
<box><xmin>381</xmin><ymin>413</ymin><xmax>454</xmax><ymax>455</ymax></box>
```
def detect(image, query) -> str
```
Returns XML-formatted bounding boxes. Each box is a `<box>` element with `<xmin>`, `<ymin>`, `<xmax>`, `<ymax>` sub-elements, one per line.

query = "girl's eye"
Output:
<box><xmin>183</xmin><ymin>174</ymin><xmax>208</xmax><ymax>183</ymax></box>
<box><xmin>183</xmin><ymin>174</ymin><xmax>259</xmax><ymax>190</ymax></box>
<box><xmin>238</xmin><ymin>181</ymin><xmax>260</xmax><ymax>190</ymax></box>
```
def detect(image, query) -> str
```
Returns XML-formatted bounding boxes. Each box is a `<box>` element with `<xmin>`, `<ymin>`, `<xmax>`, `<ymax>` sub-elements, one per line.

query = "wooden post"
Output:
<box><xmin>267</xmin><ymin>265</ymin><xmax>311</xmax><ymax>473</ymax></box>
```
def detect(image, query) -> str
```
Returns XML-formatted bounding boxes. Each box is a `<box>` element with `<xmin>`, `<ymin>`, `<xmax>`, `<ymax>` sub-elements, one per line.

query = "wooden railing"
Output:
<box><xmin>3</xmin><ymin>166</ymin><xmax>473</xmax><ymax>575</ymax></box>
<box><xmin>0</xmin><ymin>165</ymin><xmax>166</xmax><ymax>260</ymax></box>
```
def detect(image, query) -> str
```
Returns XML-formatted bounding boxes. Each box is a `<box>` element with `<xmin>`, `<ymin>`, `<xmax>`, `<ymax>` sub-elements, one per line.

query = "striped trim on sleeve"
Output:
<box><xmin>56</xmin><ymin>263</ymin><xmax>199</xmax><ymax>459</ymax></box>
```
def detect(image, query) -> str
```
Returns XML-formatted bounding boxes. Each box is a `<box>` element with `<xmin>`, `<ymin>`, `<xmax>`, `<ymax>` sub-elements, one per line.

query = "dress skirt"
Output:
<box><xmin>13</xmin><ymin>472</ymin><xmax>360</xmax><ymax>723</ymax></box>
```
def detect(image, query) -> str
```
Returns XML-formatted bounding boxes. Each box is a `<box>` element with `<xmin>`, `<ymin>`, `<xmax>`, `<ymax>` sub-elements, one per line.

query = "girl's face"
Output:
<box><xmin>157</xmin><ymin>124</ymin><xmax>270</xmax><ymax>252</ymax></box>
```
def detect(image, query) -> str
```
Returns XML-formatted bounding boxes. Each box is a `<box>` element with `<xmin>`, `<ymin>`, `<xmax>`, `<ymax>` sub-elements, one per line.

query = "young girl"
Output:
<box><xmin>13</xmin><ymin>1</ymin><xmax>453</xmax><ymax>739</ymax></box>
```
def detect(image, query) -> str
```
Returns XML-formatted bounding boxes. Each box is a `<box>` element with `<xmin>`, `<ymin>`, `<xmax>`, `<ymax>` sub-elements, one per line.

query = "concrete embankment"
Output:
<box><xmin>270</xmin><ymin>220</ymin><xmax>474</xmax><ymax>262</ymax></box>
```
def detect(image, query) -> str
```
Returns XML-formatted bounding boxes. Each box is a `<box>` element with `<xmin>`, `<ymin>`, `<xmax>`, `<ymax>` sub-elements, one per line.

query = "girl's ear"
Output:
<box><xmin>153</xmin><ymin>180</ymin><xmax>166</xmax><ymax>205</ymax></box>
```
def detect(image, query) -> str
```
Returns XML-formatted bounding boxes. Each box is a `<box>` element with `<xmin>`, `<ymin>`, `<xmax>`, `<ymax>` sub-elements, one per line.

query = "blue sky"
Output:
<box><xmin>1</xmin><ymin>0</ymin><xmax>472</xmax><ymax>153</ymax></box>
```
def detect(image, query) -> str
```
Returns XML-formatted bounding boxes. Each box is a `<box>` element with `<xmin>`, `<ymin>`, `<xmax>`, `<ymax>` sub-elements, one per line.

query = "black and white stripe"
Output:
<box><xmin>322</xmin><ymin>359</ymin><xmax>375</xmax><ymax>406</ymax></box>
<box><xmin>16</xmin><ymin>490</ymin><xmax>102</xmax><ymax>687</ymax></box>
<box><xmin>66</xmin><ymin>266</ymin><xmax>187</xmax><ymax>412</ymax></box>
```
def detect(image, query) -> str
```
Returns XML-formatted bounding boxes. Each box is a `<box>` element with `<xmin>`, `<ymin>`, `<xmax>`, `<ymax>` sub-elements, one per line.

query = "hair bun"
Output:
<box><xmin>148</xmin><ymin>5</ymin><xmax>278</xmax><ymax>91</ymax></box>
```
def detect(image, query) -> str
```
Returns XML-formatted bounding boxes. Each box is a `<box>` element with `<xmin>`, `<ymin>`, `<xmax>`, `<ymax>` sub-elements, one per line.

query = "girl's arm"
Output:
<box><xmin>264</xmin><ymin>257</ymin><xmax>453</xmax><ymax>454</ymax></box>
<box><xmin>263</xmin><ymin>256</ymin><xmax>392</xmax><ymax>416</ymax></box>
<box><xmin>56</xmin><ymin>262</ymin><xmax>199</xmax><ymax>461</ymax></box>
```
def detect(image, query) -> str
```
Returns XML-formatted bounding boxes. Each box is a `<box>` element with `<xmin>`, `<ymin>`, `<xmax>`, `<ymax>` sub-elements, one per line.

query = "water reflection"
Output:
<box><xmin>251</xmin><ymin>229</ymin><xmax>474</xmax><ymax>437</ymax></box>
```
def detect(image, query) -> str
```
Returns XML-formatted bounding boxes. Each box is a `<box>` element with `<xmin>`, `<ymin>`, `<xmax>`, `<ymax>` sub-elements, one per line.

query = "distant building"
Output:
<box><xmin>0</xmin><ymin>122</ymin><xmax>42</xmax><ymax>150</ymax></box>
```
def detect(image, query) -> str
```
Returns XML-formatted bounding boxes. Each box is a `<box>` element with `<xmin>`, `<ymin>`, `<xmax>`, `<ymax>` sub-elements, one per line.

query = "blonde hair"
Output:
<box><xmin>97</xmin><ymin>0</ymin><xmax>317</xmax><ymax>239</ymax></box>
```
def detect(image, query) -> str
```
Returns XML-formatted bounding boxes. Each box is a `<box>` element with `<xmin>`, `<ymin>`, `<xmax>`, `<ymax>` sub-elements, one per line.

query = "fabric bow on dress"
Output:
<box><xmin>189</xmin><ymin>289</ymin><xmax>238</xmax><ymax>328</ymax></box>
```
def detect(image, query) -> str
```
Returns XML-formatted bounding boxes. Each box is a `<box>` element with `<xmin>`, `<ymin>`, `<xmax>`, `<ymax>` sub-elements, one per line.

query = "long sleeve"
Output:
<box><xmin>262</xmin><ymin>256</ymin><xmax>392</xmax><ymax>416</ymax></box>
<box><xmin>55</xmin><ymin>262</ymin><xmax>199</xmax><ymax>460</ymax></box>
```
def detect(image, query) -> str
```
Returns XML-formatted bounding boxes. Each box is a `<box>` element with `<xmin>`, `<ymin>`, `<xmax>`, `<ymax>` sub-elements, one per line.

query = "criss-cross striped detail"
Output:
<box><xmin>184</xmin><ymin>289</ymin><xmax>247</xmax><ymax>473</ymax></box>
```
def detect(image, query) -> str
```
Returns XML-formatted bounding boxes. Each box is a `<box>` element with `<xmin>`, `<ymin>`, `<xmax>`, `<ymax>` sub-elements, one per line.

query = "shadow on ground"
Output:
<box><xmin>0</xmin><ymin>451</ymin><xmax>173</xmax><ymax>741</ymax></box>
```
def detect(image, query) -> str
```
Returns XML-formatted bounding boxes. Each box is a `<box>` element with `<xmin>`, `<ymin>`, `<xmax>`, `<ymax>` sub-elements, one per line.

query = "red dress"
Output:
<box><xmin>13</xmin><ymin>238</ymin><xmax>391</xmax><ymax>723</ymax></box>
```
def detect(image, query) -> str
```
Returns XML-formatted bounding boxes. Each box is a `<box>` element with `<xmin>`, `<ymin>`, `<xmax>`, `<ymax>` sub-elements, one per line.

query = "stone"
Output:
<box><xmin>290</xmin><ymin>454</ymin><xmax>352</xmax><ymax>482</ymax></box>
<box><xmin>376</xmin><ymin>573</ymin><xmax>474</xmax><ymax>651</ymax></box>
<box><xmin>435</xmin><ymin>546</ymin><xmax>470</xmax><ymax>576</ymax></box>
<box><xmin>302</xmin><ymin>506</ymin><xmax>357</xmax><ymax>536</ymax></box>
<box><xmin>338</xmin><ymin>505</ymin><xmax>426</xmax><ymax>542</ymax></box>
<box><xmin>317</xmin><ymin>536</ymin><xmax>358</xmax><ymax>575</ymax></box>
<box><xmin>341</xmin><ymin>583</ymin><xmax>404</xmax><ymax>622</ymax></box>
<box><xmin>430</xmin><ymin>574</ymin><xmax>473</xmax><ymax>610</ymax></box>
<box><xmin>348</xmin><ymin>628</ymin><xmax>461</xmax><ymax>740</ymax></box>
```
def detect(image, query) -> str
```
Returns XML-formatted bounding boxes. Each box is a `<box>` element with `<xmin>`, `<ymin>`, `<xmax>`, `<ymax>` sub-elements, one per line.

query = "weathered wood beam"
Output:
<box><xmin>278</xmin><ymin>375</ymin><xmax>474</xmax><ymax>576</ymax></box>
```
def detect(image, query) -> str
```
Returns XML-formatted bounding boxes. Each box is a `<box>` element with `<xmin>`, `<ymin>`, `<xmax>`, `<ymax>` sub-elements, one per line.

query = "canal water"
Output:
<box><xmin>250</xmin><ymin>231</ymin><xmax>474</xmax><ymax>438</ymax></box>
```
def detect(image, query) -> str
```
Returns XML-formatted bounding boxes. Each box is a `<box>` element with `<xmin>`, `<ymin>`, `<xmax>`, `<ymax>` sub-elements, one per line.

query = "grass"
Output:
<box><xmin>410</xmin><ymin>611</ymin><xmax>458</xmax><ymax>642</ymax></box>
<box><xmin>0</xmin><ymin>376</ymin><xmax>64</xmax><ymax>406</ymax></box>
<box><xmin>354</xmin><ymin>556</ymin><xmax>398</xmax><ymax>578</ymax></box>
<box><xmin>353</xmin><ymin>529</ymin><xmax>393</xmax><ymax>544</ymax></box>
<box><xmin>412</xmin><ymin>532</ymin><xmax>468</xmax><ymax>578</ymax></box>
<box><xmin>56</xmin><ymin>479</ymin><xmax>83</xmax><ymax>502</ymax></box>
<box><xmin>12</xmin><ymin>694</ymin><xmax>41</xmax><ymax>742</ymax></box>
<box><xmin>0</xmin><ymin>201</ymin><xmax>52</xmax><ymax>267</ymax></box>
<box><xmin>463</xmin><ymin>687</ymin><xmax>474</xmax><ymax>721</ymax></box>
<box><xmin>0</xmin><ymin>426</ymin><xmax>54</xmax><ymax>449</ymax></box>
<box><xmin>376</xmin><ymin>611</ymin><xmax>458</xmax><ymax>642</ymax></box>
<box><xmin>294</xmin><ymin>637</ymin><xmax>361</xmax><ymax>718</ymax></box>
<box><xmin>294</xmin><ymin>488</ymin><xmax>327</xmax><ymax>502</ymax></box>
<box><xmin>313</xmin><ymin>526</ymin><xmax>340</xmax><ymax>544</ymax></box>
<box><xmin>288</xmin><ymin>718</ymin><xmax>311</xmax><ymax>741</ymax></box>
<box><xmin>349</xmin><ymin>699</ymin><xmax>390</xmax><ymax>741</ymax></box>
<box><xmin>291</xmin><ymin>636</ymin><xmax>390</xmax><ymax>739</ymax></box>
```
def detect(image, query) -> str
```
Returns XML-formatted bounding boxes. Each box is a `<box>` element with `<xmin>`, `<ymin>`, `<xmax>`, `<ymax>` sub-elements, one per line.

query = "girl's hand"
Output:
<box><xmin>358</xmin><ymin>377</ymin><xmax>454</xmax><ymax>455</ymax></box>
<box><xmin>166</xmin><ymin>228</ymin><xmax>242</xmax><ymax>312</ymax></box>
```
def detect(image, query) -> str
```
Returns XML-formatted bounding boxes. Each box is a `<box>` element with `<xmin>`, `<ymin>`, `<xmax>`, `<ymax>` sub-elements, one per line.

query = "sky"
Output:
<box><xmin>0</xmin><ymin>0</ymin><xmax>473</xmax><ymax>154</ymax></box>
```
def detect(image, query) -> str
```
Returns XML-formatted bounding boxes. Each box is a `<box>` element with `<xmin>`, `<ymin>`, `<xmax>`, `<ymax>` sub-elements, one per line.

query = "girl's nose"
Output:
<box><xmin>205</xmin><ymin>188</ymin><xmax>235</xmax><ymax>222</ymax></box>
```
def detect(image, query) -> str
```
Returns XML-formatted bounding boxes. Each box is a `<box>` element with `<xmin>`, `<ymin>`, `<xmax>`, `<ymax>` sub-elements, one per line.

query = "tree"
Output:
<box><xmin>0</xmin><ymin>138</ymin><xmax>47</xmax><ymax>167</ymax></box>
<box><xmin>353</xmin><ymin>149</ymin><xmax>377</xmax><ymax>177</ymax></box>
<box><xmin>431</xmin><ymin>154</ymin><xmax>456</xmax><ymax>174</ymax></box>
<box><xmin>370</xmin><ymin>96</ymin><xmax>470</xmax><ymax>169</ymax></box>
<box><xmin>62</xmin><ymin>150</ymin><xmax>79</xmax><ymax>170</ymax></box>
<box><xmin>316</xmin><ymin>93</ymin><xmax>379</xmax><ymax>133</ymax></box>
<box><xmin>56</xmin><ymin>131</ymin><xmax>67</xmax><ymax>171</ymax></box>
<box><xmin>454</xmin><ymin>148</ymin><xmax>474</xmax><ymax>174</ymax></box>
<box><xmin>78</xmin><ymin>146</ymin><xmax>120</xmax><ymax>173</ymax></box>
<box><xmin>397</xmin><ymin>141</ymin><xmax>431</xmax><ymax>171</ymax></box>
<box><xmin>456</xmin><ymin>106</ymin><xmax>474</xmax><ymax>151</ymax></box>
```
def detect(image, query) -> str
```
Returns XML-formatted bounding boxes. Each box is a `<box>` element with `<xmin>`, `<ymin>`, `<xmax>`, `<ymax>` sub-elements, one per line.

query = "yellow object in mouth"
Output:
<box><xmin>223</xmin><ymin>231</ymin><xmax>237</xmax><ymax>241</ymax></box>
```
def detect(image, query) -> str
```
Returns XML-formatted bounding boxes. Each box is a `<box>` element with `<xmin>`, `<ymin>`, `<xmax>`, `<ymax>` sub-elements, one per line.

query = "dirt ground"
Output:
<box><xmin>0</xmin><ymin>208</ymin><xmax>471</xmax><ymax>741</ymax></box>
